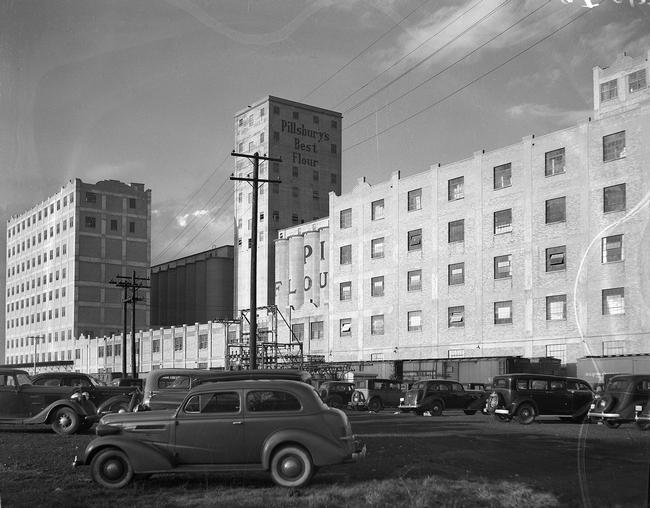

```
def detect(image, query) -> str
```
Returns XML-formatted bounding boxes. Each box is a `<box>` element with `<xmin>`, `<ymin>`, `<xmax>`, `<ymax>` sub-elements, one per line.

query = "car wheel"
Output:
<box><xmin>269</xmin><ymin>445</ymin><xmax>314</xmax><ymax>488</ymax></box>
<box><xmin>604</xmin><ymin>420</ymin><xmax>621</xmax><ymax>429</ymax></box>
<box><xmin>463</xmin><ymin>410</ymin><xmax>477</xmax><ymax>415</ymax></box>
<box><xmin>91</xmin><ymin>448</ymin><xmax>134</xmax><ymax>489</ymax></box>
<box><xmin>368</xmin><ymin>397</ymin><xmax>383</xmax><ymax>412</ymax></box>
<box><xmin>516</xmin><ymin>404</ymin><xmax>535</xmax><ymax>425</ymax></box>
<box><xmin>51</xmin><ymin>407</ymin><xmax>81</xmax><ymax>435</ymax></box>
<box><xmin>326</xmin><ymin>395</ymin><xmax>343</xmax><ymax>409</ymax></box>
<box><xmin>429</xmin><ymin>401</ymin><xmax>443</xmax><ymax>416</ymax></box>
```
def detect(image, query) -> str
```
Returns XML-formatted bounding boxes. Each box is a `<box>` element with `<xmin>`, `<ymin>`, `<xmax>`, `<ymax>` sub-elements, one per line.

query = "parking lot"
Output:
<box><xmin>0</xmin><ymin>409</ymin><xmax>647</xmax><ymax>507</ymax></box>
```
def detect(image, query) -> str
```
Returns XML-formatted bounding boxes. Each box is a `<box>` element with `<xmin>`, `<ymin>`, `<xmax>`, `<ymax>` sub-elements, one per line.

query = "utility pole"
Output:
<box><xmin>230</xmin><ymin>151</ymin><xmax>281</xmax><ymax>370</ymax></box>
<box><xmin>110</xmin><ymin>271</ymin><xmax>149</xmax><ymax>378</ymax></box>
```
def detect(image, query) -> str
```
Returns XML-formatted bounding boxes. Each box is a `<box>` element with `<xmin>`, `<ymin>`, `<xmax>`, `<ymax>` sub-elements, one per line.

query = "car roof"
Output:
<box><xmin>608</xmin><ymin>374</ymin><xmax>650</xmax><ymax>381</ymax></box>
<box><xmin>0</xmin><ymin>369</ymin><xmax>30</xmax><ymax>376</ymax></box>
<box><xmin>494</xmin><ymin>373</ymin><xmax>590</xmax><ymax>382</ymax></box>
<box><xmin>32</xmin><ymin>372</ymin><xmax>85</xmax><ymax>378</ymax></box>
<box><xmin>187</xmin><ymin>378</ymin><xmax>314</xmax><ymax>395</ymax></box>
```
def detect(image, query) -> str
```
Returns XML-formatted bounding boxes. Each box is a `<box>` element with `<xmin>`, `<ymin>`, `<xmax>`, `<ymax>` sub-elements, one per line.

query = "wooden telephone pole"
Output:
<box><xmin>230</xmin><ymin>151</ymin><xmax>281</xmax><ymax>369</ymax></box>
<box><xmin>110</xmin><ymin>271</ymin><xmax>150</xmax><ymax>378</ymax></box>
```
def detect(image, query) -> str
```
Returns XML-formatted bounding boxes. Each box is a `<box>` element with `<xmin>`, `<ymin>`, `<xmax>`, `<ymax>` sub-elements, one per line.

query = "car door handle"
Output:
<box><xmin>232</xmin><ymin>421</ymin><xmax>243</xmax><ymax>425</ymax></box>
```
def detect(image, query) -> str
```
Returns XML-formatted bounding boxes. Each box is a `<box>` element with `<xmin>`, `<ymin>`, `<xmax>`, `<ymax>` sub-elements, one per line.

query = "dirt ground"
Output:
<box><xmin>0</xmin><ymin>411</ymin><xmax>648</xmax><ymax>507</ymax></box>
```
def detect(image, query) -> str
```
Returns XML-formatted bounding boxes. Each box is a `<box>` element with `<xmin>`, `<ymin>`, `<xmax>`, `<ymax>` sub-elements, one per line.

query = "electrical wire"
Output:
<box><xmin>343</xmin><ymin>6</ymin><xmax>593</xmax><ymax>153</ymax></box>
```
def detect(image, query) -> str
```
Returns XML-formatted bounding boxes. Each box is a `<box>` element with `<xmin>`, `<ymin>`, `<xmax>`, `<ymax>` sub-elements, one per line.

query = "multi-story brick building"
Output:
<box><xmin>274</xmin><ymin>50</ymin><xmax>650</xmax><ymax>370</ymax></box>
<box><xmin>233</xmin><ymin>97</ymin><xmax>342</xmax><ymax>313</ymax></box>
<box><xmin>4</xmin><ymin>179</ymin><xmax>151</xmax><ymax>366</ymax></box>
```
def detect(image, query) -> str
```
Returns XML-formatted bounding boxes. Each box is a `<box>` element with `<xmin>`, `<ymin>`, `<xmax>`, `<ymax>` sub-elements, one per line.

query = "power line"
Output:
<box><xmin>154</xmin><ymin>153</ymin><xmax>230</xmax><ymax>237</ymax></box>
<box><xmin>342</xmin><ymin>0</ymin><xmax>512</xmax><ymax>116</ymax></box>
<box><xmin>343</xmin><ymin>5</ymin><xmax>592</xmax><ymax>154</ymax></box>
<box><xmin>345</xmin><ymin>0</ymin><xmax>551</xmax><ymax>130</ymax></box>
<box><xmin>301</xmin><ymin>0</ymin><xmax>431</xmax><ymax>102</ymax></box>
<box><xmin>332</xmin><ymin>0</ymin><xmax>487</xmax><ymax>110</ymax></box>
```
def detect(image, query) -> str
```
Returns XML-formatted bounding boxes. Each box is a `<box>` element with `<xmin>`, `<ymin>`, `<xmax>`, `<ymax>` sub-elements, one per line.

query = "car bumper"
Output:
<box><xmin>348</xmin><ymin>402</ymin><xmax>368</xmax><ymax>410</ymax></box>
<box><xmin>587</xmin><ymin>412</ymin><xmax>621</xmax><ymax>419</ymax></box>
<box><xmin>494</xmin><ymin>409</ymin><xmax>510</xmax><ymax>415</ymax></box>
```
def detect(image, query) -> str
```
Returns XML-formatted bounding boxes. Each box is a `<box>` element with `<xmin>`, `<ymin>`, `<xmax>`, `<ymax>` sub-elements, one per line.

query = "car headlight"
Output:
<box><xmin>590</xmin><ymin>403</ymin><xmax>595</xmax><ymax>409</ymax></box>
<box><xmin>70</xmin><ymin>392</ymin><xmax>89</xmax><ymax>401</ymax></box>
<box><xmin>399</xmin><ymin>397</ymin><xmax>404</xmax><ymax>403</ymax></box>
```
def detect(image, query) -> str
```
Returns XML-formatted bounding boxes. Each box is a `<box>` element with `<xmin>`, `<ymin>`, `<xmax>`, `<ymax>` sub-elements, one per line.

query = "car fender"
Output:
<box><xmin>261</xmin><ymin>429</ymin><xmax>344</xmax><ymax>469</ymax></box>
<box><xmin>97</xmin><ymin>393</ymin><xmax>139</xmax><ymax>415</ymax></box>
<box><xmin>511</xmin><ymin>398</ymin><xmax>539</xmax><ymax>415</ymax></box>
<box><xmin>24</xmin><ymin>399</ymin><xmax>96</xmax><ymax>425</ymax></box>
<box><xmin>81</xmin><ymin>436</ymin><xmax>175</xmax><ymax>473</ymax></box>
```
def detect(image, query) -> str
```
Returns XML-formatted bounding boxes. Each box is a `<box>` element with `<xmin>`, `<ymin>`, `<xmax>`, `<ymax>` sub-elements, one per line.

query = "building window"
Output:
<box><xmin>603</xmin><ymin>183</ymin><xmax>626</xmax><ymax>213</ymax></box>
<box><xmin>546</xmin><ymin>344</ymin><xmax>567</xmax><ymax>364</ymax></box>
<box><xmin>494</xmin><ymin>163</ymin><xmax>512</xmax><ymax>190</ymax></box>
<box><xmin>291</xmin><ymin>324</ymin><xmax>304</xmax><ymax>342</ymax></box>
<box><xmin>628</xmin><ymin>69</ymin><xmax>647</xmax><ymax>93</ymax></box>
<box><xmin>110</xmin><ymin>219</ymin><xmax>118</xmax><ymax>231</ymax></box>
<box><xmin>408</xmin><ymin>188</ymin><xmax>422</xmax><ymax>211</ymax></box>
<box><xmin>151</xmin><ymin>339</ymin><xmax>160</xmax><ymax>353</ymax></box>
<box><xmin>603</xmin><ymin>131</ymin><xmax>625</xmax><ymax>161</ymax></box>
<box><xmin>340</xmin><ymin>318</ymin><xmax>351</xmax><ymax>336</ymax></box>
<box><xmin>340</xmin><ymin>281</ymin><xmax>352</xmax><ymax>301</ymax></box>
<box><xmin>331</xmin><ymin>119</ymin><xmax>337</xmax><ymax>129</ymax></box>
<box><xmin>494</xmin><ymin>300</ymin><xmax>512</xmax><ymax>324</ymax></box>
<box><xmin>448</xmin><ymin>177</ymin><xmax>464</xmax><ymax>201</ymax></box>
<box><xmin>174</xmin><ymin>336</ymin><xmax>183</xmax><ymax>351</ymax></box>
<box><xmin>448</xmin><ymin>219</ymin><xmax>464</xmax><ymax>243</ymax></box>
<box><xmin>407</xmin><ymin>311</ymin><xmax>422</xmax><ymax>332</ymax></box>
<box><xmin>199</xmin><ymin>333</ymin><xmax>208</xmax><ymax>350</ymax></box>
<box><xmin>546</xmin><ymin>295</ymin><xmax>567</xmax><ymax>321</ymax></box>
<box><xmin>273</xmin><ymin>131</ymin><xmax>280</xmax><ymax>142</ymax></box>
<box><xmin>292</xmin><ymin>187</ymin><xmax>299</xmax><ymax>198</ymax></box>
<box><xmin>603</xmin><ymin>340</ymin><xmax>625</xmax><ymax>356</ymax></box>
<box><xmin>545</xmin><ymin>148</ymin><xmax>565</xmax><ymax>176</ymax></box>
<box><xmin>371</xmin><ymin>237</ymin><xmax>384</xmax><ymax>259</ymax></box>
<box><xmin>448</xmin><ymin>306</ymin><xmax>465</xmax><ymax>328</ymax></box>
<box><xmin>602</xmin><ymin>235</ymin><xmax>623</xmax><ymax>263</ymax></box>
<box><xmin>85</xmin><ymin>192</ymin><xmax>97</xmax><ymax>203</ymax></box>
<box><xmin>260</xmin><ymin>132</ymin><xmax>265</xmax><ymax>144</ymax></box>
<box><xmin>494</xmin><ymin>209</ymin><xmax>512</xmax><ymax>234</ymax></box>
<box><xmin>546</xmin><ymin>246</ymin><xmax>566</xmax><ymax>272</ymax></box>
<box><xmin>313</xmin><ymin>115</ymin><xmax>319</xmax><ymax>124</ymax></box>
<box><xmin>545</xmin><ymin>197</ymin><xmax>566</xmax><ymax>224</ymax></box>
<box><xmin>340</xmin><ymin>208</ymin><xmax>352</xmax><ymax>229</ymax></box>
<box><xmin>371</xmin><ymin>199</ymin><xmax>384</xmax><ymax>220</ymax></box>
<box><xmin>310</xmin><ymin>321</ymin><xmax>324</xmax><ymax>340</ymax></box>
<box><xmin>84</xmin><ymin>216</ymin><xmax>96</xmax><ymax>228</ymax></box>
<box><xmin>602</xmin><ymin>287</ymin><xmax>624</xmax><ymax>315</ymax></box>
<box><xmin>340</xmin><ymin>244</ymin><xmax>352</xmax><ymax>265</ymax></box>
<box><xmin>407</xmin><ymin>270</ymin><xmax>422</xmax><ymax>291</ymax></box>
<box><xmin>129</xmin><ymin>222</ymin><xmax>135</xmax><ymax>233</ymax></box>
<box><xmin>292</xmin><ymin>166</ymin><xmax>299</xmax><ymax>178</ymax></box>
<box><xmin>331</xmin><ymin>144</ymin><xmax>337</xmax><ymax>154</ymax></box>
<box><xmin>371</xmin><ymin>276</ymin><xmax>384</xmax><ymax>297</ymax></box>
<box><xmin>371</xmin><ymin>315</ymin><xmax>384</xmax><ymax>335</ymax></box>
<box><xmin>331</xmin><ymin>173</ymin><xmax>338</xmax><ymax>185</ymax></box>
<box><xmin>408</xmin><ymin>229</ymin><xmax>422</xmax><ymax>251</ymax></box>
<box><xmin>600</xmin><ymin>78</ymin><xmax>618</xmax><ymax>102</ymax></box>
<box><xmin>129</xmin><ymin>198</ymin><xmax>136</xmax><ymax>209</ymax></box>
<box><xmin>494</xmin><ymin>254</ymin><xmax>512</xmax><ymax>279</ymax></box>
<box><xmin>448</xmin><ymin>263</ymin><xmax>464</xmax><ymax>285</ymax></box>
<box><xmin>313</xmin><ymin>170</ymin><xmax>319</xmax><ymax>181</ymax></box>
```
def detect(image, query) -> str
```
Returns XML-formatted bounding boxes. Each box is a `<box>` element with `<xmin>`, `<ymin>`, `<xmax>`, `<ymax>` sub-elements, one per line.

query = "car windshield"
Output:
<box><xmin>16</xmin><ymin>373</ymin><xmax>32</xmax><ymax>385</ymax></box>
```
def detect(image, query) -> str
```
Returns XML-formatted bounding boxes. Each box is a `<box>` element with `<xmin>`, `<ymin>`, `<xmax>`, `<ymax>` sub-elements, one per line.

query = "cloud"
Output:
<box><xmin>176</xmin><ymin>209</ymin><xmax>209</xmax><ymax>227</ymax></box>
<box><xmin>506</xmin><ymin>102</ymin><xmax>590</xmax><ymax>124</ymax></box>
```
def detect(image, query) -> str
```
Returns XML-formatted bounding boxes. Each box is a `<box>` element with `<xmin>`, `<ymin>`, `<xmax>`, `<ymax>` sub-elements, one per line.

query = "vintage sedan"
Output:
<box><xmin>588</xmin><ymin>374</ymin><xmax>650</xmax><ymax>428</ymax></box>
<box><xmin>74</xmin><ymin>379</ymin><xmax>365</xmax><ymax>488</ymax></box>
<box><xmin>0</xmin><ymin>368</ymin><xmax>98</xmax><ymax>434</ymax></box>
<box><xmin>399</xmin><ymin>379</ymin><xmax>484</xmax><ymax>416</ymax></box>
<box><xmin>349</xmin><ymin>378</ymin><xmax>407</xmax><ymax>412</ymax></box>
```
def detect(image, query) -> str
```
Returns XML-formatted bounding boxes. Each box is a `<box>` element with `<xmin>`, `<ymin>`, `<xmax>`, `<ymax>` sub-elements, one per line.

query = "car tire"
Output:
<box><xmin>51</xmin><ymin>407</ymin><xmax>81</xmax><ymax>435</ymax></box>
<box><xmin>269</xmin><ymin>445</ymin><xmax>314</xmax><ymax>488</ymax></box>
<box><xmin>326</xmin><ymin>395</ymin><xmax>343</xmax><ymax>409</ymax></box>
<box><xmin>429</xmin><ymin>401</ymin><xmax>443</xmax><ymax>416</ymax></box>
<box><xmin>368</xmin><ymin>397</ymin><xmax>383</xmax><ymax>412</ymax></box>
<box><xmin>463</xmin><ymin>410</ymin><xmax>477</xmax><ymax>415</ymax></box>
<box><xmin>516</xmin><ymin>404</ymin><xmax>535</xmax><ymax>425</ymax></box>
<box><xmin>604</xmin><ymin>420</ymin><xmax>621</xmax><ymax>429</ymax></box>
<box><xmin>91</xmin><ymin>448</ymin><xmax>134</xmax><ymax>489</ymax></box>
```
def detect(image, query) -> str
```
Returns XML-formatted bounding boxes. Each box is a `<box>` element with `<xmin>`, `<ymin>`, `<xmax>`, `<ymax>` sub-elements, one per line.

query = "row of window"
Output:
<box><xmin>332</xmin><ymin>287</ymin><xmax>625</xmax><ymax>337</ymax></box>
<box><xmin>84</xmin><ymin>216</ymin><xmax>139</xmax><ymax>233</ymax></box>
<box><xmin>6</xmin><ymin>268</ymin><xmax>68</xmax><ymax>299</ymax></box>
<box><xmin>7</xmin><ymin>217</ymin><xmax>73</xmax><ymax>259</ymax></box>
<box><xmin>7</xmin><ymin>243</ymin><xmax>68</xmax><ymax>279</ymax></box>
<box><xmin>600</xmin><ymin>68</ymin><xmax>647</xmax><ymax>102</ymax></box>
<box><xmin>7</xmin><ymin>286</ymin><xmax>68</xmax><ymax>313</ymax></box>
<box><xmin>340</xmin><ymin>235</ymin><xmax>623</xmax><ymax>282</ymax></box>
<box><xmin>7</xmin><ymin>192</ymin><xmax>75</xmax><ymax>239</ymax></box>
<box><xmin>237</xmin><ymin>106</ymin><xmax>339</xmax><ymax>129</ymax></box>
<box><xmin>6</xmin><ymin>329</ymin><xmax>74</xmax><ymax>349</ymax></box>
<box><xmin>7</xmin><ymin>349</ymin><xmax>78</xmax><ymax>365</ymax></box>
<box><xmin>6</xmin><ymin>306</ymin><xmax>68</xmax><ymax>329</ymax></box>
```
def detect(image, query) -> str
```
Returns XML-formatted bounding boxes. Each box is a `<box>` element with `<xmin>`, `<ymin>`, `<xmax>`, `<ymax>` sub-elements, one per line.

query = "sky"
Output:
<box><xmin>1</xmin><ymin>0</ymin><xmax>649</xmax><ymax>273</ymax></box>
